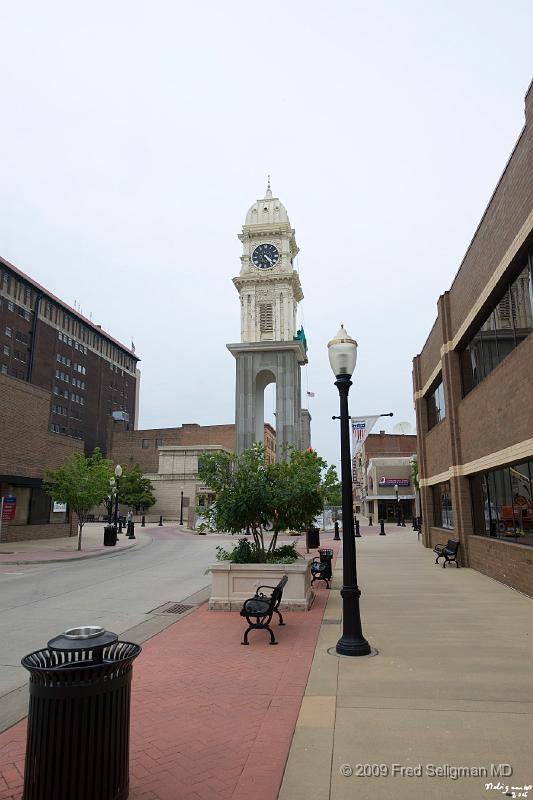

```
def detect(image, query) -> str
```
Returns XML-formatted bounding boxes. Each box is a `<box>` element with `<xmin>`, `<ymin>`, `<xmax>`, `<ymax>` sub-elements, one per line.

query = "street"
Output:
<box><xmin>0</xmin><ymin>527</ymin><xmax>221</xmax><ymax>703</ymax></box>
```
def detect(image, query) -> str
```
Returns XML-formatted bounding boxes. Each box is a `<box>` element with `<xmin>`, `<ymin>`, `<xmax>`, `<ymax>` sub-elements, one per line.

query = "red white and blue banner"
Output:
<box><xmin>351</xmin><ymin>416</ymin><xmax>379</xmax><ymax>453</ymax></box>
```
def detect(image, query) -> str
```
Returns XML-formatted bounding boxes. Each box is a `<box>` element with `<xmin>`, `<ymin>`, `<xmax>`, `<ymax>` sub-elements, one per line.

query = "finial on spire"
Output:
<box><xmin>265</xmin><ymin>174</ymin><xmax>272</xmax><ymax>198</ymax></box>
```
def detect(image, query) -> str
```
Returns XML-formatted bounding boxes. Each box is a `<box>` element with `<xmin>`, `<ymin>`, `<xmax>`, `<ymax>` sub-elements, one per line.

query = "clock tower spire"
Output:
<box><xmin>227</xmin><ymin>185</ymin><xmax>310</xmax><ymax>458</ymax></box>
<box><xmin>234</xmin><ymin>181</ymin><xmax>303</xmax><ymax>343</ymax></box>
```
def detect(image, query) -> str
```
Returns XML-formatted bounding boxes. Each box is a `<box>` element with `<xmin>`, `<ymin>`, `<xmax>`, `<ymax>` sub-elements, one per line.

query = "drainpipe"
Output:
<box><xmin>27</xmin><ymin>293</ymin><xmax>44</xmax><ymax>382</ymax></box>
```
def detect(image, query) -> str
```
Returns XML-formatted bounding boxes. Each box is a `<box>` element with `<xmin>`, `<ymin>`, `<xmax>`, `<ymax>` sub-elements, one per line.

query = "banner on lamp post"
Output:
<box><xmin>351</xmin><ymin>416</ymin><xmax>380</xmax><ymax>453</ymax></box>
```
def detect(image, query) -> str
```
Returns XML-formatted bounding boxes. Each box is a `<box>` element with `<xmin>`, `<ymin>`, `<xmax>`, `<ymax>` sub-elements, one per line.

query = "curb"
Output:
<box><xmin>0</xmin><ymin>533</ymin><xmax>153</xmax><ymax>566</ymax></box>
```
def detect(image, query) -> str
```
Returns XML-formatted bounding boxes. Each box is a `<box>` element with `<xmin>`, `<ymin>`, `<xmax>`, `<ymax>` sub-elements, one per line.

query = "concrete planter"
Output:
<box><xmin>209</xmin><ymin>559</ymin><xmax>314</xmax><ymax>611</ymax></box>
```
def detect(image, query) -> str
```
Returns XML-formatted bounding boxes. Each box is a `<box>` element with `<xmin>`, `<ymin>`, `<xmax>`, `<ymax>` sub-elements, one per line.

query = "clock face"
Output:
<box><xmin>252</xmin><ymin>243</ymin><xmax>280</xmax><ymax>269</ymax></box>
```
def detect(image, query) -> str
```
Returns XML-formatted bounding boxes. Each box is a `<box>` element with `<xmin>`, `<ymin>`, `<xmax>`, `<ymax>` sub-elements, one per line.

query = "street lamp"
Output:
<box><xmin>114</xmin><ymin>464</ymin><xmax>123</xmax><ymax>534</ymax></box>
<box><xmin>108</xmin><ymin>478</ymin><xmax>116</xmax><ymax>525</ymax></box>
<box><xmin>328</xmin><ymin>326</ymin><xmax>371</xmax><ymax>657</ymax></box>
<box><xmin>394</xmin><ymin>483</ymin><xmax>405</xmax><ymax>527</ymax></box>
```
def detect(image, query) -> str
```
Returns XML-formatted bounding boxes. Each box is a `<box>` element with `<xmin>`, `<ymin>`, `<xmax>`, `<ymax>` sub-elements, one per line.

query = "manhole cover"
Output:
<box><xmin>148</xmin><ymin>602</ymin><xmax>194</xmax><ymax>615</ymax></box>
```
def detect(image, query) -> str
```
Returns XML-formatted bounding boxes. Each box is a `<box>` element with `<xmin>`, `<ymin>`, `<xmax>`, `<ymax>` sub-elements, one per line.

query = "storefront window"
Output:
<box><xmin>6</xmin><ymin>486</ymin><xmax>31</xmax><ymax>525</ymax></box>
<box><xmin>470</xmin><ymin>460</ymin><xmax>533</xmax><ymax>546</ymax></box>
<box><xmin>432</xmin><ymin>481</ymin><xmax>453</xmax><ymax>529</ymax></box>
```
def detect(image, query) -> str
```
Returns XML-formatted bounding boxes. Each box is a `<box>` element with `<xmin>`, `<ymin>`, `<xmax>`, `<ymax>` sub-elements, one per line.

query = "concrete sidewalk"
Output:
<box><xmin>280</xmin><ymin>528</ymin><xmax>533</xmax><ymax>800</ymax></box>
<box><xmin>0</xmin><ymin>521</ymin><xmax>173</xmax><ymax>564</ymax></box>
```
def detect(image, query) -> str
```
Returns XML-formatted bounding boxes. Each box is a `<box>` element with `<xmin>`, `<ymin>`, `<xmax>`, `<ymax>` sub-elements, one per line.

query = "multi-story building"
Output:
<box><xmin>0</xmin><ymin>373</ymin><xmax>83</xmax><ymax>541</ymax></box>
<box><xmin>353</xmin><ymin>432</ymin><xmax>417</xmax><ymax>520</ymax></box>
<box><xmin>0</xmin><ymin>256</ymin><xmax>140</xmax><ymax>455</ymax></box>
<box><xmin>413</xmin><ymin>80</ymin><xmax>533</xmax><ymax>596</ymax></box>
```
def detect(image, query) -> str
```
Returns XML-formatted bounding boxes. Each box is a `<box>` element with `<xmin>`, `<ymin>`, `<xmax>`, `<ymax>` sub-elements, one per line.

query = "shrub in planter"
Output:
<box><xmin>199</xmin><ymin>444</ymin><xmax>335</xmax><ymax>563</ymax></box>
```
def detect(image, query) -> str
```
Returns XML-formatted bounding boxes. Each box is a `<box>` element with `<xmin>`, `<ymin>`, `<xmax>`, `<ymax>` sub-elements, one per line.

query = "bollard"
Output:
<box><xmin>412</xmin><ymin>516</ymin><xmax>417</xmax><ymax>531</ymax></box>
<box><xmin>141</xmin><ymin>514</ymin><xmax>145</xmax><ymax>527</ymax></box>
<box><xmin>355</xmin><ymin>519</ymin><xmax>361</xmax><ymax>537</ymax></box>
<box><xmin>379</xmin><ymin>519</ymin><xmax>386</xmax><ymax>535</ymax></box>
<box><xmin>333</xmin><ymin>521</ymin><xmax>340</xmax><ymax>540</ymax></box>
<box><xmin>158</xmin><ymin>515</ymin><xmax>163</xmax><ymax>526</ymax></box>
<box><xmin>368</xmin><ymin>515</ymin><xmax>373</xmax><ymax>526</ymax></box>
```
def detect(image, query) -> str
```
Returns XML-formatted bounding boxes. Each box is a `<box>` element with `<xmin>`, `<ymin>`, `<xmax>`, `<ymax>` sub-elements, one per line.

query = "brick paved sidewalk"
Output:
<box><xmin>0</xmin><ymin>537</ymin><xmax>339</xmax><ymax>800</ymax></box>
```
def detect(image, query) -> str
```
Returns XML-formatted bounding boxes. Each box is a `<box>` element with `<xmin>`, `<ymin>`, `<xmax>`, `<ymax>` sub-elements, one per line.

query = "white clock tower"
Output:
<box><xmin>227</xmin><ymin>180</ymin><xmax>311</xmax><ymax>458</ymax></box>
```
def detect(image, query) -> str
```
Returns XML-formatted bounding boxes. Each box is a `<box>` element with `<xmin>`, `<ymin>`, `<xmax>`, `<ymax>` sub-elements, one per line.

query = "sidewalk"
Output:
<box><xmin>0</xmin><ymin>525</ymin><xmax>531</xmax><ymax>800</ymax></box>
<box><xmin>0</xmin><ymin>521</ymin><xmax>168</xmax><ymax>564</ymax></box>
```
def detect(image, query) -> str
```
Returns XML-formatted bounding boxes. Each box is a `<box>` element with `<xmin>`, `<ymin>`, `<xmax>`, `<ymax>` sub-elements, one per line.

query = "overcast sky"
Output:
<box><xmin>1</xmin><ymin>1</ymin><xmax>531</xmax><ymax>470</ymax></box>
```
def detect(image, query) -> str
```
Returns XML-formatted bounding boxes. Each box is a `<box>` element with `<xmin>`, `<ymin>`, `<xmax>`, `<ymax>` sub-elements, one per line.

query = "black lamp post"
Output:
<box><xmin>108</xmin><ymin>479</ymin><xmax>115</xmax><ymax>525</ymax></box>
<box><xmin>328</xmin><ymin>326</ymin><xmax>371</xmax><ymax>657</ymax></box>
<box><xmin>180</xmin><ymin>490</ymin><xmax>184</xmax><ymax>526</ymax></box>
<box><xmin>394</xmin><ymin>483</ymin><xmax>404</xmax><ymax>527</ymax></box>
<box><xmin>113</xmin><ymin>464</ymin><xmax>123</xmax><ymax>534</ymax></box>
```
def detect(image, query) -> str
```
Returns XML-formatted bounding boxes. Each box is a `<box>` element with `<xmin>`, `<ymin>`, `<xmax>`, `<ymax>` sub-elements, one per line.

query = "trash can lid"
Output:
<box><xmin>47</xmin><ymin>626</ymin><xmax>118</xmax><ymax>652</ymax></box>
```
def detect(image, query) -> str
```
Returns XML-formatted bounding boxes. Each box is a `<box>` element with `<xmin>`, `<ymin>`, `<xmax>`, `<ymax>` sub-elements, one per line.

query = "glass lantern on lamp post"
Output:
<box><xmin>328</xmin><ymin>326</ymin><xmax>371</xmax><ymax>657</ymax></box>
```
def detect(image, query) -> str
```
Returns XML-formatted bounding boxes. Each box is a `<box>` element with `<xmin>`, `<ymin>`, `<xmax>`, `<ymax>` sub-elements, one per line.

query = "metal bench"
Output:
<box><xmin>311</xmin><ymin>548</ymin><xmax>334</xmax><ymax>588</ymax></box>
<box><xmin>239</xmin><ymin>575</ymin><xmax>288</xmax><ymax>645</ymax></box>
<box><xmin>434</xmin><ymin>539</ymin><xmax>460</xmax><ymax>568</ymax></box>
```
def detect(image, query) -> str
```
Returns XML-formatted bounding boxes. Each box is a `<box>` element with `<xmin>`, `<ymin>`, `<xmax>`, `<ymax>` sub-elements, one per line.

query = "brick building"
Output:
<box><xmin>107</xmin><ymin>423</ymin><xmax>277</xmax><ymax>525</ymax></box>
<box><xmin>109</xmin><ymin>422</ymin><xmax>276</xmax><ymax>471</ymax></box>
<box><xmin>0</xmin><ymin>374</ymin><xmax>83</xmax><ymax>541</ymax></box>
<box><xmin>413</xmin><ymin>80</ymin><xmax>533</xmax><ymax>596</ymax></box>
<box><xmin>0</xmin><ymin>256</ymin><xmax>140</xmax><ymax>455</ymax></box>
<box><xmin>353</xmin><ymin>432</ymin><xmax>417</xmax><ymax>521</ymax></box>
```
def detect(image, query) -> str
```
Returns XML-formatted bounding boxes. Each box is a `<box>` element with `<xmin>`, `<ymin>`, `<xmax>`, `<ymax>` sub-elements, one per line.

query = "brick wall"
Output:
<box><xmin>468</xmin><ymin>535</ymin><xmax>533</xmax><ymax>597</ymax></box>
<box><xmin>0</xmin><ymin>373</ymin><xmax>82</xmax><ymax>477</ymax></box>
<box><xmin>109</xmin><ymin>423</ymin><xmax>277</xmax><ymax>472</ymax></box>
<box><xmin>457</xmin><ymin>334</ymin><xmax>533</xmax><ymax>465</ymax></box>
<box><xmin>109</xmin><ymin>424</ymin><xmax>237</xmax><ymax>473</ymax></box>
<box><xmin>448</xmin><ymin>121</ymin><xmax>533</xmax><ymax>336</ymax></box>
<box><xmin>1</xmin><ymin>522</ymin><xmax>76</xmax><ymax>543</ymax></box>
<box><xmin>365</xmin><ymin>433</ymin><xmax>417</xmax><ymax>458</ymax></box>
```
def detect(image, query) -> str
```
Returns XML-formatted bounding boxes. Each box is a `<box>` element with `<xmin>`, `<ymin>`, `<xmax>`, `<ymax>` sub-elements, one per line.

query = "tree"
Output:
<box><xmin>44</xmin><ymin>448</ymin><xmax>113</xmax><ymax>551</ymax></box>
<box><xmin>118</xmin><ymin>464</ymin><xmax>156</xmax><ymax>513</ymax></box>
<box><xmin>198</xmin><ymin>444</ymin><xmax>331</xmax><ymax>561</ymax></box>
<box><xmin>321</xmin><ymin>464</ymin><xmax>342</xmax><ymax>507</ymax></box>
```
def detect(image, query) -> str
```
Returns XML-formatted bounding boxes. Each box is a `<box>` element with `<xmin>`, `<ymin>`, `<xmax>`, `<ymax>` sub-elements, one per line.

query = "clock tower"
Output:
<box><xmin>227</xmin><ymin>180</ymin><xmax>311</xmax><ymax>458</ymax></box>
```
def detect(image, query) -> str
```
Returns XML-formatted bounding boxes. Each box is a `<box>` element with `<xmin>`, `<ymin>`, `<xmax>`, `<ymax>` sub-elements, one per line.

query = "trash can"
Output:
<box><xmin>307</xmin><ymin>526</ymin><xmax>320</xmax><ymax>549</ymax></box>
<box><xmin>311</xmin><ymin>548</ymin><xmax>334</xmax><ymax>586</ymax></box>
<box><xmin>21</xmin><ymin>626</ymin><xmax>141</xmax><ymax>800</ymax></box>
<box><xmin>104</xmin><ymin>524</ymin><xmax>117</xmax><ymax>546</ymax></box>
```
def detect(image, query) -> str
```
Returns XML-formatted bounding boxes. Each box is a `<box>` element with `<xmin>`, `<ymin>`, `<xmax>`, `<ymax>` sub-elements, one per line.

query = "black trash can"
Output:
<box><xmin>307</xmin><ymin>526</ymin><xmax>320</xmax><ymax>549</ymax></box>
<box><xmin>311</xmin><ymin>548</ymin><xmax>334</xmax><ymax>587</ymax></box>
<box><xmin>104</xmin><ymin>524</ymin><xmax>117</xmax><ymax>546</ymax></box>
<box><xmin>21</xmin><ymin>626</ymin><xmax>141</xmax><ymax>800</ymax></box>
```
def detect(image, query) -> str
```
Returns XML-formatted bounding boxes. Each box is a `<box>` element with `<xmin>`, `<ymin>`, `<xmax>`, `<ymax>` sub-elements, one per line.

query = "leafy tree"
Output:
<box><xmin>118</xmin><ymin>464</ymin><xmax>156</xmax><ymax>512</ymax></box>
<box><xmin>198</xmin><ymin>444</ymin><xmax>331</xmax><ymax>562</ymax></box>
<box><xmin>44</xmin><ymin>449</ymin><xmax>114</xmax><ymax>551</ymax></box>
<box><xmin>321</xmin><ymin>464</ymin><xmax>342</xmax><ymax>507</ymax></box>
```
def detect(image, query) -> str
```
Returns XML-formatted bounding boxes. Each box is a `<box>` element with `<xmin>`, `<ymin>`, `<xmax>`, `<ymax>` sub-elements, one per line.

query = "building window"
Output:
<box><xmin>156</xmin><ymin>438</ymin><xmax>163</xmax><ymax>448</ymax></box>
<box><xmin>5</xmin><ymin>326</ymin><xmax>12</xmax><ymax>337</ymax></box>
<box><xmin>460</xmin><ymin>255</ymin><xmax>533</xmax><ymax>395</ymax></box>
<box><xmin>0</xmin><ymin>364</ymin><xmax>7</xmax><ymax>375</ymax></box>
<box><xmin>426</xmin><ymin>379</ymin><xmax>445</xmax><ymax>430</ymax></box>
<box><xmin>142</xmin><ymin>439</ymin><xmax>149</xmax><ymax>449</ymax></box>
<box><xmin>470</xmin><ymin>461</ymin><xmax>533</xmax><ymax>545</ymax></box>
<box><xmin>432</xmin><ymin>481</ymin><xmax>453</xmax><ymax>529</ymax></box>
<box><xmin>7</xmin><ymin>301</ymin><xmax>14</xmax><ymax>312</ymax></box>
<box><xmin>3</xmin><ymin>345</ymin><xmax>9</xmax><ymax>356</ymax></box>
